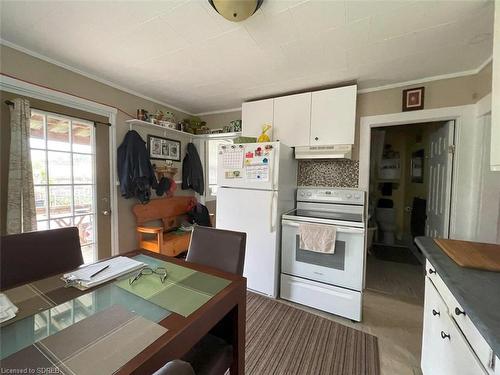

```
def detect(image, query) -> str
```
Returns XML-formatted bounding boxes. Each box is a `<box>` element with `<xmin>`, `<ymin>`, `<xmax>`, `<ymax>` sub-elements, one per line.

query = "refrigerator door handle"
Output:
<box><xmin>272</xmin><ymin>147</ymin><xmax>278</xmax><ymax>190</ymax></box>
<box><xmin>270</xmin><ymin>192</ymin><xmax>278</xmax><ymax>232</ymax></box>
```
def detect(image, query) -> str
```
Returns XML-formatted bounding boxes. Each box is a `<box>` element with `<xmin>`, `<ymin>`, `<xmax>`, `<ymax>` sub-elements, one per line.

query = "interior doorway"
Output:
<box><xmin>365</xmin><ymin>120</ymin><xmax>455</xmax><ymax>302</ymax></box>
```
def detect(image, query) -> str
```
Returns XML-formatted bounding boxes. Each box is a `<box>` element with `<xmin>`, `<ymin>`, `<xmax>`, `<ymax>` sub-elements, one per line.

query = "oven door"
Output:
<box><xmin>281</xmin><ymin>219</ymin><xmax>365</xmax><ymax>291</ymax></box>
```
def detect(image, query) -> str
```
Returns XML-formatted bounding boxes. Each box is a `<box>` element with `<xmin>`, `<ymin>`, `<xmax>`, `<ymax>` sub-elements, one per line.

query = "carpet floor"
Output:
<box><xmin>245</xmin><ymin>292</ymin><xmax>380</xmax><ymax>375</ymax></box>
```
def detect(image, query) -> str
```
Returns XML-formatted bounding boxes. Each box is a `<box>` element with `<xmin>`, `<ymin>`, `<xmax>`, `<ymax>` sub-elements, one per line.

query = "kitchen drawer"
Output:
<box><xmin>422</xmin><ymin>277</ymin><xmax>487</xmax><ymax>375</ymax></box>
<box><xmin>280</xmin><ymin>274</ymin><xmax>362</xmax><ymax>321</ymax></box>
<box><xmin>426</xmin><ymin>260</ymin><xmax>495</xmax><ymax>373</ymax></box>
<box><xmin>422</xmin><ymin>277</ymin><xmax>449</xmax><ymax>375</ymax></box>
<box><xmin>443</xmin><ymin>309</ymin><xmax>488</xmax><ymax>375</ymax></box>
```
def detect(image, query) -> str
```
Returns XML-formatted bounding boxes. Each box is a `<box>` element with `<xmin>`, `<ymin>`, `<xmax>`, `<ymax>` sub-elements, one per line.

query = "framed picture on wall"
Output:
<box><xmin>402</xmin><ymin>86</ymin><xmax>425</xmax><ymax>111</ymax></box>
<box><xmin>411</xmin><ymin>149</ymin><xmax>424</xmax><ymax>183</ymax></box>
<box><xmin>147</xmin><ymin>135</ymin><xmax>181</xmax><ymax>162</ymax></box>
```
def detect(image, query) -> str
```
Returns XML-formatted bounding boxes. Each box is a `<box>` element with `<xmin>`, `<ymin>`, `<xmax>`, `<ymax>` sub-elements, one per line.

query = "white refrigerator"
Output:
<box><xmin>216</xmin><ymin>142</ymin><xmax>297</xmax><ymax>298</ymax></box>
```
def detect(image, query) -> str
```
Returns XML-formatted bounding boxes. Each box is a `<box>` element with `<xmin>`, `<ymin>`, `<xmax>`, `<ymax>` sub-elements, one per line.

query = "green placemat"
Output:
<box><xmin>115</xmin><ymin>255</ymin><xmax>231</xmax><ymax>317</ymax></box>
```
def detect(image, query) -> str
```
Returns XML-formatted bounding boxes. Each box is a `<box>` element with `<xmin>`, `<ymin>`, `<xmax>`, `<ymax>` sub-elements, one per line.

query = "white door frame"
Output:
<box><xmin>0</xmin><ymin>74</ymin><xmax>120</xmax><ymax>255</ymax></box>
<box><xmin>359</xmin><ymin>104</ymin><xmax>478</xmax><ymax>240</ymax></box>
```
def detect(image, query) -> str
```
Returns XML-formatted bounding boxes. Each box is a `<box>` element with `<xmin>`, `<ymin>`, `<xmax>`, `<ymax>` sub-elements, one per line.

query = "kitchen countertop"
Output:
<box><xmin>415</xmin><ymin>236</ymin><xmax>500</xmax><ymax>356</ymax></box>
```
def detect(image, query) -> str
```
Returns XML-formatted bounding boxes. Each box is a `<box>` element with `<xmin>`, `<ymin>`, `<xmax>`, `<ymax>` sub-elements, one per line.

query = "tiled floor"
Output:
<box><xmin>280</xmin><ymin>258</ymin><xmax>425</xmax><ymax>375</ymax></box>
<box><xmin>366</xmin><ymin>255</ymin><xmax>425</xmax><ymax>304</ymax></box>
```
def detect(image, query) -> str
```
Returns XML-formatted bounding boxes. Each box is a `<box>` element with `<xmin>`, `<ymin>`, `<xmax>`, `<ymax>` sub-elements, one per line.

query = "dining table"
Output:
<box><xmin>0</xmin><ymin>250</ymin><xmax>247</xmax><ymax>374</ymax></box>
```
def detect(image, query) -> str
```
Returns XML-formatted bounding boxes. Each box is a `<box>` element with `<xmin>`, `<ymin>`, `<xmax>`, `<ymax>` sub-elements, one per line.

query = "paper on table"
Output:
<box><xmin>0</xmin><ymin>293</ymin><xmax>18</xmax><ymax>323</ymax></box>
<box><xmin>62</xmin><ymin>256</ymin><xmax>145</xmax><ymax>290</ymax></box>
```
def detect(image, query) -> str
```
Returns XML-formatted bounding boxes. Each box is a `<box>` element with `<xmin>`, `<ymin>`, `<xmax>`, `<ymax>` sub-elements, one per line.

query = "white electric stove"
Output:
<box><xmin>280</xmin><ymin>187</ymin><xmax>366</xmax><ymax>321</ymax></box>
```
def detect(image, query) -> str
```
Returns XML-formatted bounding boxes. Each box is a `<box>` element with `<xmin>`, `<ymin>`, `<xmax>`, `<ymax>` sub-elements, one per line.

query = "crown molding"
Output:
<box><xmin>0</xmin><ymin>39</ymin><xmax>195</xmax><ymax>116</ymax></box>
<box><xmin>195</xmin><ymin>107</ymin><xmax>242</xmax><ymax>116</ymax></box>
<box><xmin>195</xmin><ymin>57</ymin><xmax>493</xmax><ymax>114</ymax></box>
<box><xmin>357</xmin><ymin>56</ymin><xmax>493</xmax><ymax>94</ymax></box>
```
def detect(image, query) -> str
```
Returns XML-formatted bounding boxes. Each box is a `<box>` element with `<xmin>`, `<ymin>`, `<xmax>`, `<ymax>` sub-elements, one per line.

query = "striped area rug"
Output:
<box><xmin>246</xmin><ymin>292</ymin><xmax>380</xmax><ymax>375</ymax></box>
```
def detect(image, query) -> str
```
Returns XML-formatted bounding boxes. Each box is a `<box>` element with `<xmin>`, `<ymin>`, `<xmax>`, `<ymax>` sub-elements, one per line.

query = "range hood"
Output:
<box><xmin>294</xmin><ymin>144</ymin><xmax>352</xmax><ymax>159</ymax></box>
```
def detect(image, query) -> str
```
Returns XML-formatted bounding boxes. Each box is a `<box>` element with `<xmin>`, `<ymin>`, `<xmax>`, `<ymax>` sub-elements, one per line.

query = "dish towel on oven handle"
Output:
<box><xmin>299</xmin><ymin>223</ymin><xmax>337</xmax><ymax>254</ymax></box>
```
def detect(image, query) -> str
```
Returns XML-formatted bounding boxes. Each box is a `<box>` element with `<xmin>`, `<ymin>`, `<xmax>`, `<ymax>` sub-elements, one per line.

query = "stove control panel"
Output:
<box><xmin>297</xmin><ymin>187</ymin><xmax>365</xmax><ymax>205</ymax></box>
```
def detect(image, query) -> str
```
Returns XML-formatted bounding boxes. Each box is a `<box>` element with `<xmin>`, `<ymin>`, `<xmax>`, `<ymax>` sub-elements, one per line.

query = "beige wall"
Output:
<box><xmin>201</xmin><ymin>111</ymin><xmax>241</xmax><ymax>130</ymax></box>
<box><xmin>221</xmin><ymin>62</ymin><xmax>492</xmax><ymax>161</ymax></box>
<box><xmin>1</xmin><ymin>44</ymin><xmax>493</xmax><ymax>250</ymax></box>
<box><xmin>354</xmin><ymin>63</ymin><xmax>492</xmax><ymax>159</ymax></box>
<box><xmin>0</xmin><ymin>45</ymin><xmax>195</xmax><ymax>253</ymax></box>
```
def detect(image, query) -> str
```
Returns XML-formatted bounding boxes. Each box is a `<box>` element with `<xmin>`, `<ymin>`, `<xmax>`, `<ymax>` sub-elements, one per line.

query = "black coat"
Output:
<box><xmin>117</xmin><ymin>130</ymin><xmax>157</xmax><ymax>204</ymax></box>
<box><xmin>182</xmin><ymin>143</ymin><xmax>204</xmax><ymax>195</ymax></box>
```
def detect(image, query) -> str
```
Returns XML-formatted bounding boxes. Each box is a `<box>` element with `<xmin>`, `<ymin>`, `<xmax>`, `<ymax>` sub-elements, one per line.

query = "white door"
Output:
<box><xmin>310</xmin><ymin>85</ymin><xmax>357</xmax><ymax>146</ymax></box>
<box><xmin>273</xmin><ymin>93</ymin><xmax>311</xmax><ymax>147</ymax></box>
<box><xmin>216</xmin><ymin>187</ymin><xmax>279</xmax><ymax>297</ymax></box>
<box><xmin>426</xmin><ymin>120</ymin><xmax>454</xmax><ymax>238</ymax></box>
<box><xmin>241</xmin><ymin>99</ymin><xmax>274</xmax><ymax>139</ymax></box>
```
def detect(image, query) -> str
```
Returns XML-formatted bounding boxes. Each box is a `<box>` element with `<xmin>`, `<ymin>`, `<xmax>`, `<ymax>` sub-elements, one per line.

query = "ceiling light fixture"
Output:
<box><xmin>208</xmin><ymin>0</ymin><xmax>264</xmax><ymax>22</ymax></box>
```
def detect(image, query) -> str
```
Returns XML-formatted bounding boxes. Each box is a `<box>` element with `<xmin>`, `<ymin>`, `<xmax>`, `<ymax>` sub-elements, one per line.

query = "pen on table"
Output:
<box><xmin>90</xmin><ymin>265</ymin><xmax>109</xmax><ymax>278</ymax></box>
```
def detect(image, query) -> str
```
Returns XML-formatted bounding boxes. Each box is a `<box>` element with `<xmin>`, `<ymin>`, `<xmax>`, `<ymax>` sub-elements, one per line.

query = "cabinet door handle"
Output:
<box><xmin>440</xmin><ymin>331</ymin><xmax>451</xmax><ymax>340</ymax></box>
<box><xmin>314</xmin><ymin>137</ymin><xmax>319</xmax><ymax>141</ymax></box>
<box><xmin>454</xmin><ymin>307</ymin><xmax>466</xmax><ymax>316</ymax></box>
<box><xmin>432</xmin><ymin>309</ymin><xmax>440</xmax><ymax>316</ymax></box>
<box><xmin>428</xmin><ymin>268</ymin><xmax>436</xmax><ymax>275</ymax></box>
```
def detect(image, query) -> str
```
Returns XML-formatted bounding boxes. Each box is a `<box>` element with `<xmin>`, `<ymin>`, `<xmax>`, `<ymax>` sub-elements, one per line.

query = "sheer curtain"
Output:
<box><xmin>7</xmin><ymin>98</ymin><xmax>37</xmax><ymax>234</ymax></box>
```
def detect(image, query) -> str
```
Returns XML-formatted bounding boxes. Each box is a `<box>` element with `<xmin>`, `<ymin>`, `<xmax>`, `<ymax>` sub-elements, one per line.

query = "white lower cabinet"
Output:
<box><xmin>422</xmin><ymin>264</ymin><xmax>495</xmax><ymax>375</ymax></box>
<box><xmin>422</xmin><ymin>277</ymin><xmax>448</xmax><ymax>375</ymax></box>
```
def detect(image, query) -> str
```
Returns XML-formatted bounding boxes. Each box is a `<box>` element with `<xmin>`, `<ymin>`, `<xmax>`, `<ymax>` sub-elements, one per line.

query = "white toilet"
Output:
<box><xmin>375</xmin><ymin>207</ymin><xmax>396</xmax><ymax>245</ymax></box>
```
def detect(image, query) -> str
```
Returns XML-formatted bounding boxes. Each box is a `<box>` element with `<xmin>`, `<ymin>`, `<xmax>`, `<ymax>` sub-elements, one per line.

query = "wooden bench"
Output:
<box><xmin>132</xmin><ymin>196</ymin><xmax>196</xmax><ymax>257</ymax></box>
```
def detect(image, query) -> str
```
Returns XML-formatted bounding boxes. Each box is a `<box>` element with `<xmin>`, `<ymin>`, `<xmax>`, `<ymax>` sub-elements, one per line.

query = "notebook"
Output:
<box><xmin>62</xmin><ymin>256</ymin><xmax>145</xmax><ymax>290</ymax></box>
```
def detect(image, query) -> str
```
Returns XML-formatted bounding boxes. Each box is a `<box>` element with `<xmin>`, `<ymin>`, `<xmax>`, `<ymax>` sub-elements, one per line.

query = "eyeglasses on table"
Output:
<box><xmin>129</xmin><ymin>267</ymin><xmax>168</xmax><ymax>285</ymax></box>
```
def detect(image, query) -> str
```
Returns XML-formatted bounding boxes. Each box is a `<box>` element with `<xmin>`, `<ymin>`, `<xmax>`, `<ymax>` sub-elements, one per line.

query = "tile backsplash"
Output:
<box><xmin>297</xmin><ymin>160</ymin><xmax>359</xmax><ymax>187</ymax></box>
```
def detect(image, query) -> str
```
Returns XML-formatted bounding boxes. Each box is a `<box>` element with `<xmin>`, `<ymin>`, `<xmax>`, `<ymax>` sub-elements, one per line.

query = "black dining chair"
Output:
<box><xmin>155</xmin><ymin>226</ymin><xmax>246</xmax><ymax>375</ymax></box>
<box><xmin>186</xmin><ymin>226</ymin><xmax>246</xmax><ymax>276</ymax></box>
<box><xmin>0</xmin><ymin>227</ymin><xmax>84</xmax><ymax>290</ymax></box>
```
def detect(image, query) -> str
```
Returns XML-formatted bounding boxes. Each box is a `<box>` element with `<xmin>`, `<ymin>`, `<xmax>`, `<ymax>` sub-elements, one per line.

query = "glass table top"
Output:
<box><xmin>0</xmin><ymin>254</ymin><xmax>232</xmax><ymax>371</ymax></box>
<box><xmin>0</xmin><ymin>283</ymin><xmax>170</xmax><ymax>360</ymax></box>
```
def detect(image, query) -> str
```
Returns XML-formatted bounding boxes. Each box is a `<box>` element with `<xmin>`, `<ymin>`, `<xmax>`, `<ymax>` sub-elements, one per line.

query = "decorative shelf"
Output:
<box><xmin>125</xmin><ymin>119</ymin><xmax>241</xmax><ymax>140</ymax></box>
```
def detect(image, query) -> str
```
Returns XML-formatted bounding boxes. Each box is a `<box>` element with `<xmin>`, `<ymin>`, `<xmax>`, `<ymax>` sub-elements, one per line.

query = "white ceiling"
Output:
<box><xmin>0</xmin><ymin>0</ymin><xmax>494</xmax><ymax>114</ymax></box>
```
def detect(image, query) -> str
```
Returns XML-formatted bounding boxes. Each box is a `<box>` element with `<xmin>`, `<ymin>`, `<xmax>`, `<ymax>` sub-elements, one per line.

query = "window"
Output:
<box><xmin>206</xmin><ymin>139</ymin><xmax>232</xmax><ymax>198</ymax></box>
<box><xmin>30</xmin><ymin>111</ymin><xmax>96</xmax><ymax>263</ymax></box>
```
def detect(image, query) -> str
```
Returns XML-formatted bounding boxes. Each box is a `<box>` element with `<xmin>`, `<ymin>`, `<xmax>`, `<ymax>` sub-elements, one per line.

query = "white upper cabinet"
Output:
<box><xmin>241</xmin><ymin>85</ymin><xmax>357</xmax><ymax>147</ymax></box>
<box><xmin>491</xmin><ymin>2</ymin><xmax>500</xmax><ymax>171</ymax></box>
<box><xmin>273</xmin><ymin>92</ymin><xmax>311</xmax><ymax>147</ymax></box>
<box><xmin>241</xmin><ymin>98</ymin><xmax>274</xmax><ymax>139</ymax></box>
<box><xmin>310</xmin><ymin>85</ymin><xmax>357</xmax><ymax>146</ymax></box>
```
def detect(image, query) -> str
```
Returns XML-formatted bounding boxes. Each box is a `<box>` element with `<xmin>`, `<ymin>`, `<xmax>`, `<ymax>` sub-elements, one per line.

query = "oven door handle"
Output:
<box><xmin>281</xmin><ymin>220</ymin><xmax>365</xmax><ymax>234</ymax></box>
